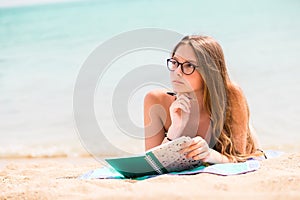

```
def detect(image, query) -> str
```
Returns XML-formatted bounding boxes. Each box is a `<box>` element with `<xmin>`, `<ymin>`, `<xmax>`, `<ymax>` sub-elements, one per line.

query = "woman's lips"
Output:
<box><xmin>172</xmin><ymin>80</ymin><xmax>184</xmax><ymax>84</ymax></box>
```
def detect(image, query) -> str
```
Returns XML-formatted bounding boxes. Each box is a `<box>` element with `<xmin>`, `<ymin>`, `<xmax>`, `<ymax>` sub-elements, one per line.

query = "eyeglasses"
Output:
<box><xmin>166</xmin><ymin>58</ymin><xmax>198</xmax><ymax>75</ymax></box>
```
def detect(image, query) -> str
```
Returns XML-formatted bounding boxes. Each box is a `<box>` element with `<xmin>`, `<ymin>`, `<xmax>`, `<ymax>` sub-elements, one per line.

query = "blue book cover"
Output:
<box><xmin>105</xmin><ymin>137</ymin><xmax>203</xmax><ymax>178</ymax></box>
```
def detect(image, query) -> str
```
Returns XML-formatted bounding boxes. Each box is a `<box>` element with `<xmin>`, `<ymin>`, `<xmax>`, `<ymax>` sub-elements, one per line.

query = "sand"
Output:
<box><xmin>1</xmin><ymin>152</ymin><xmax>300</xmax><ymax>200</ymax></box>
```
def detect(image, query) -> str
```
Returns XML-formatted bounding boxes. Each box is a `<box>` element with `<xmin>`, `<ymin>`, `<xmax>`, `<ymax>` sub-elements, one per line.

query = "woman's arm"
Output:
<box><xmin>181</xmin><ymin>84</ymin><xmax>250</xmax><ymax>163</ymax></box>
<box><xmin>182</xmin><ymin>136</ymin><xmax>233</xmax><ymax>164</ymax></box>
<box><xmin>144</xmin><ymin>91</ymin><xmax>168</xmax><ymax>150</ymax></box>
<box><xmin>144</xmin><ymin>90</ymin><xmax>191</xmax><ymax>150</ymax></box>
<box><xmin>228</xmin><ymin>83</ymin><xmax>250</xmax><ymax>154</ymax></box>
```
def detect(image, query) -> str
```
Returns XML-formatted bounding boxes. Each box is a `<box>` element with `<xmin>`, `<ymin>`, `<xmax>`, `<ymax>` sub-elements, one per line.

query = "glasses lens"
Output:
<box><xmin>182</xmin><ymin>63</ymin><xmax>195</xmax><ymax>75</ymax></box>
<box><xmin>167</xmin><ymin>59</ymin><xmax>178</xmax><ymax>71</ymax></box>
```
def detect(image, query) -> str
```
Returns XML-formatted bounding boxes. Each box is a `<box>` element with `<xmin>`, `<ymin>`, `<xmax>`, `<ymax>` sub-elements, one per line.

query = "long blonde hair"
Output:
<box><xmin>172</xmin><ymin>35</ymin><xmax>257</xmax><ymax>162</ymax></box>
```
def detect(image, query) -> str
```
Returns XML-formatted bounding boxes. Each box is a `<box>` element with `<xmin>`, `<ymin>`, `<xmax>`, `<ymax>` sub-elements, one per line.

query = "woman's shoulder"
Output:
<box><xmin>144</xmin><ymin>89</ymin><xmax>174</xmax><ymax>105</ymax></box>
<box><xmin>227</xmin><ymin>81</ymin><xmax>246</xmax><ymax>101</ymax></box>
<box><xmin>227</xmin><ymin>81</ymin><xmax>249</xmax><ymax>116</ymax></box>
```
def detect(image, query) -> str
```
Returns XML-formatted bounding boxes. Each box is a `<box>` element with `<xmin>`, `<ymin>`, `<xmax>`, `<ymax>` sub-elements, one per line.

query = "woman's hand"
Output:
<box><xmin>167</xmin><ymin>93</ymin><xmax>191</xmax><ymax>139</ymax></box>
<box><xmin>181</xmin><ymin>136</ymin><xmax>210</xmax><ymax>161</ymax></box>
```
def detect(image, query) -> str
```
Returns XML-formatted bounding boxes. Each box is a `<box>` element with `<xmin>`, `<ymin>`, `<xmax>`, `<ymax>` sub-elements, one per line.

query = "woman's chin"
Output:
<box><xmin>172</xmin><ymin>87</ymin><xmax>193</xmax><ymax>94</ymax></box>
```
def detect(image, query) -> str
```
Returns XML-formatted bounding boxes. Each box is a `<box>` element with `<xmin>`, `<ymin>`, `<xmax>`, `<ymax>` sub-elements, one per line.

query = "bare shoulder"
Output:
<box><xmin>227</xmin><ymin>82</ymin><xmax>246</xmax><ymax>102</ymax></box>
<box><xmin>144</xmin><ymin>89</ymin><xmax>174</xmax><ymax>106</ymax></box>
<box><xmin>227</xmin><ymin>81</ymin><xmax>249</xmax><ymax>118</ymax></box>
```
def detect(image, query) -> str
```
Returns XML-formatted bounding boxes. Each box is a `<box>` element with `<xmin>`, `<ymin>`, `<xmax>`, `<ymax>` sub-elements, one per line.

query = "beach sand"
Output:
<box><xmin>1</xmin><ymin>150</ymin><xmax>300</xmax><ymax>200</ymax></box>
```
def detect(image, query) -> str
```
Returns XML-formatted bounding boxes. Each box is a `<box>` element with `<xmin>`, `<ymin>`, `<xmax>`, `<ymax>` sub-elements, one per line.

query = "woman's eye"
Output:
<box><xmin>171</xmin><ymin>61</ymin><xmax>177</xmax><ymax>65</ymax></box>
<box><xmin>183</xmin><ymin>63</ymin><xmax>193</xmax><ymax>68</ymax></box>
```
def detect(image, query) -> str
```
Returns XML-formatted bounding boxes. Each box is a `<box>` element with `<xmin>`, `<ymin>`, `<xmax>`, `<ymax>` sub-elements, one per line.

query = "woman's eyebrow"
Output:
<box><xmin>173</xmin><ymin>56</ymin><xmax>197</xmax><ymax>64</ymax></box>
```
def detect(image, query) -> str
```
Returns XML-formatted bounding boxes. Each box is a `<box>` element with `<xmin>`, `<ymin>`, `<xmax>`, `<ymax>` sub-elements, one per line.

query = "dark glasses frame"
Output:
<box><xmin>166</xmin><ymin>58</ymin><xmax>198</xmax><ymax>75</ymax></box>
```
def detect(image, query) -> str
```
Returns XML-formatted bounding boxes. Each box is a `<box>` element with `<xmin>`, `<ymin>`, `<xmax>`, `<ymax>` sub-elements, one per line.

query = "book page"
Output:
<box><xmin>148</xmin><ymin>136</ymin><xmax>203</xmax><ymax>172</ymax></box>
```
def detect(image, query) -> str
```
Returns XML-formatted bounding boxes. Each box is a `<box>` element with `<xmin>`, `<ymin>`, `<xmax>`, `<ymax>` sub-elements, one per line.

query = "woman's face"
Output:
<box><xmin>170</xmin><ymin>44</ymin><xmax>204</xmax><ymax>93</ymax></box>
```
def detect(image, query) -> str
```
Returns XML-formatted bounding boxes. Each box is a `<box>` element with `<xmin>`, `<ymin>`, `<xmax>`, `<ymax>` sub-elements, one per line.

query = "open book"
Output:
<box><xmin>105</xmin><ymin>136</ymin><xmax>203</xmax><ymax>178</ymax></box>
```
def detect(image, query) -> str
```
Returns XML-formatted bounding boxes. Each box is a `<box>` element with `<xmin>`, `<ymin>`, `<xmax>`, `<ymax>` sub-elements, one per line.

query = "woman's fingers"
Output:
<box><xmin>177</xmin><ymin>95</ymin><xmax>191</xmax><ymax>107</ymax></box>
<box><xmin>182</xmin><ymin>137</ymin><xmax>205</xmax><ymax>152</ymax></box>
<box><xmin>173</xmin><ymin>103</ymin><xmax>189</xmax><ymax>113</ymax></box>
<box><xmin>186</xmin><ymin>146</ymin><xmax>209</xmax><ymax>159</ymax></box>
<box><xmin>180</xmin><ymin>136</ymin><xmax>210</xmax><ymax>160</ymax></box>
<box><xmin>191</xmin><ymin>151</ymin><xmax>210</xmax><ymax>160</ymax></box>
<box><xmin>171</xmin><ymin>101</ymin><xmax>189</xmax><ymax>113</ymax></box>
<box><xmin>177</xmin><ymin>100</ymin><xmax>190</xmax><ymax>113</ymax></box>
<box><xmin>170</xmin><ymin>93</ymin><xmax>192</xmax><ymax>115</ymax></box>
<box><xmin>168</xmin><ymin>93</ymin><xmax>192</xmax><ymax>134</ymax></box>
<box><xmin>173</xmin><ymin>95</ymin><xmax>191</xmax><ymax>113</ymax></box>
<box><xmin>179</xmin><ymin>94</ymin><xmax>192</xmax><ymax>105</ymax></box>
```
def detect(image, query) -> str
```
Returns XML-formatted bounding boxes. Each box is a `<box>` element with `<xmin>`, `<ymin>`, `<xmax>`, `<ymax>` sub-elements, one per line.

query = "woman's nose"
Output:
<box><xmin>175</xmin><ymin>65</ymin><xmax>183</xmax><ymax>77</ymax></box>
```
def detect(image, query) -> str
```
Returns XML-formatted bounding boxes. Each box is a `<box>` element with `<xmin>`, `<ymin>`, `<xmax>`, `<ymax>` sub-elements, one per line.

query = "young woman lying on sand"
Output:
<box><xmin>144</xmin><ymin>35</ymin><xmax>261</xmax><ymax>163</ymax></box>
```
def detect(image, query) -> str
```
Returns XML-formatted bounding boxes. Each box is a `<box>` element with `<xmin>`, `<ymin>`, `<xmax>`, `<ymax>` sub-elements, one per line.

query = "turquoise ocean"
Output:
<box><xmin>0</xmin><ymin>0</ymin><xmax>299</xmax><ymax>158</ymax></box>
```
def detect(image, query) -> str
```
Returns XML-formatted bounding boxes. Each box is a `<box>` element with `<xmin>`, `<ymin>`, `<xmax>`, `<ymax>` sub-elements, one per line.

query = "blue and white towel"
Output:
<box><xmin>79</xmin><ymin>150</ymin><xmax>283</xmax><ymax>180</ymax></box>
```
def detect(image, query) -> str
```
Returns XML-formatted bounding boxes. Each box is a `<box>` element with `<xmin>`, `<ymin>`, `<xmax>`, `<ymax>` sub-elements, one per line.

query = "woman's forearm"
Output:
<box><xmin>161</xmin><ymin>127</ymin><xmax>178</xmax><ymax>144</ymax></box>
<box><xmin>161</xmin><ymin>124</ymin><xmax>185</xmax><ymax>145</ymax></box>
<box><xmin>166</xmin><ymin>124</ymin><xmax>184</xmax><ymax>140</ymax></box>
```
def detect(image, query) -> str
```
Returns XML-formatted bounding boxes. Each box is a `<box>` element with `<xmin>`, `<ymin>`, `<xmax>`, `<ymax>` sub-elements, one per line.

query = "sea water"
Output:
<box><xmin>0</xmin><ymin>0</ymin><xmax>299</xmax><ymax>158</ymax></box>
